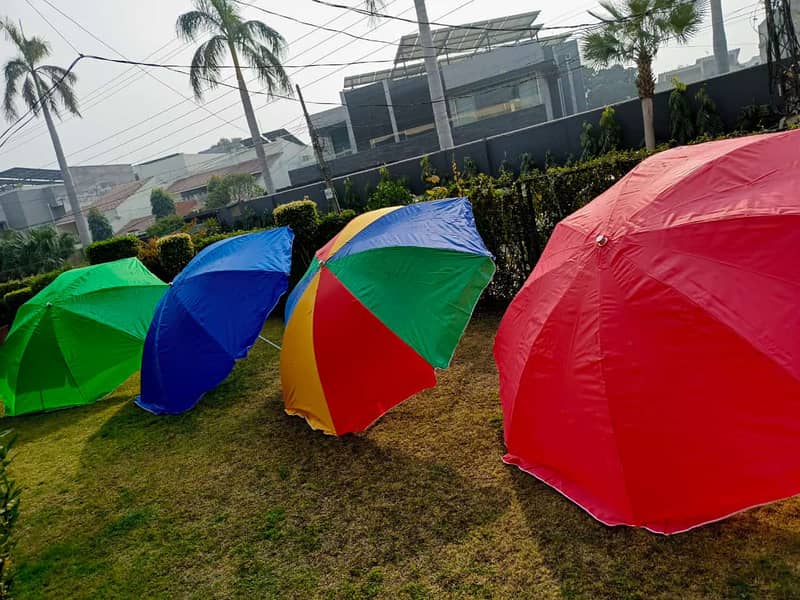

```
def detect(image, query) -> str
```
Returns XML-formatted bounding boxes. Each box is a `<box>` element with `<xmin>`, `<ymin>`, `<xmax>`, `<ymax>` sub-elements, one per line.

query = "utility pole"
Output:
<box><xmin>296</xmin><ymin>84</ymin><xmax>341</xmax><ymax>214</ymax></box>
<box><xmin>764</xmin><ymin>0</ymin><xmax>800</xmax><ymax>116</ymax></box>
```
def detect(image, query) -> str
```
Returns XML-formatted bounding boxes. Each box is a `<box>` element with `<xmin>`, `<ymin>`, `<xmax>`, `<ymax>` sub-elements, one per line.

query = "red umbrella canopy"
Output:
<box><xmin>494</xmin><ymin>130</ymin><xmax>800</xmax><ymax>534</ymax></box>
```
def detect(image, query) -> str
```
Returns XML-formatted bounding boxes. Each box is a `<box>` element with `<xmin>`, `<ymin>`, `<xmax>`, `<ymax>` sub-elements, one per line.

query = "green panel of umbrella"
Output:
<box><xmin>0</xmin><ymin>258</ymin><xmax>168</xmax><ymax>416</ymax></box>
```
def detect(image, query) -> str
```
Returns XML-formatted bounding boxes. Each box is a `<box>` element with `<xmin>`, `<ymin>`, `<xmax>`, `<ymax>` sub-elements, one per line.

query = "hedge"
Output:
<box><xmin>86</xmin><ymin>236</ymin><xmax>141</xmax><ymax>265</ymax></box>
<box><xmin>1</xmin><ymin>287</ymin><xmax>34</xmax><ymax>327</ymax></box>
<box><xmin>315</xmin><ymin>210</ymin><xmax>356</xmax><ymax>248</ymax></box>
<box><xmin>193</xmin><ymin>228</ymin><xmax>269</xmax><ymax>254</ymax></box>
<box><xmin>156</xmin><ymin>233</ymin><xmax>194</xmax><ymax>282</ymax></box>
<box><xmin>274</xmin><ymin>199</ymin><xmax>321</xmax><ymax>286</ymax></box>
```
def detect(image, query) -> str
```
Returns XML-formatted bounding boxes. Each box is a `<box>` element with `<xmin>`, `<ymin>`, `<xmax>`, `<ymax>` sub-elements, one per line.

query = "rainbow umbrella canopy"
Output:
<box><xmin>0</xmin><ymin>258</ymin><xmax>167</xmax><ymax>416</ymax></box>
<box><xmin>281</xmin><ymin>197</ymin><xmax>495</xmax><ymax>435</ymax></box>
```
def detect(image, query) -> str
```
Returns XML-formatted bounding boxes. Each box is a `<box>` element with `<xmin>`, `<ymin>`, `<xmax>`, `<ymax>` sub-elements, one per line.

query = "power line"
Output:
<box><xmin>23</xmin><ymin>0</ymin><xmax>80</xmax><ymax>53</ymax></box>
<box><xmin>309</xmin><ymin>0</ymin><xmax>697</xmax><ymax>32</ymax></box>
<box><xmin>37</xmin><ymin>0</ymin><xmax>251</xmax><ymax>136</ymax></box>
<box><xmin>30</xmin><ymin>0</ymin><xmax>402</xmax><ymax>167</ymax></box>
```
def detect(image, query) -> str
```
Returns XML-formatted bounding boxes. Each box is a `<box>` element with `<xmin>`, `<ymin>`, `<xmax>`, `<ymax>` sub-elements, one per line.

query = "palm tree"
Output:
<box><xmin>1</xmin><ymin>20</ymin><xmax>91</xmax><ymax>247</ymax></box>
<box><xmin>364</xmin><ymin>0</ymin><xmax>454</xmax><ymax>150</ymax></box>
<box><xmin>710</xmin><ymin>0</ymin><xmax>730</xmax><ymax>74</ymax></box>
<box><xmin>0</xmin><ymin>227</ymin><xmax>74</xmax><ymax>280</ymax></box>
<box><xmin>583</xmin><ymin>0</ymin><xmax>704</xmax><ymax>150</ymax></box>
<box><xmin>176</xmin><ymin>0</ymin><xmax>291</xmax><ymax>194</ymax></box>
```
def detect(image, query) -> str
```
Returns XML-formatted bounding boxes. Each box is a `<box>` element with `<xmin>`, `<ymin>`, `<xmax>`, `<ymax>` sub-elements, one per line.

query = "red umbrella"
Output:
<box><xmin>495</xmin><ymin>130</ymin><xmax>800</xmax><ymax>534</ymax></box>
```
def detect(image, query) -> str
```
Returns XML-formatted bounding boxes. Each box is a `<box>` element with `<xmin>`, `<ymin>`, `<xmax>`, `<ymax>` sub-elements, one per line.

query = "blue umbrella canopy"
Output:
<box><xmin>136</xmin><ymin>227</ymin><xmax>293</xmax><ymax>415</ymax></box>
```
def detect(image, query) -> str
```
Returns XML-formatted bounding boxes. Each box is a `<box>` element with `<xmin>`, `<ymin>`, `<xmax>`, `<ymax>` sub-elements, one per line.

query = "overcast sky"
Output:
<box><xmin>0</xmin><ymin>0</ymin><xmax>764</xmax><ymax>172</ymax></box>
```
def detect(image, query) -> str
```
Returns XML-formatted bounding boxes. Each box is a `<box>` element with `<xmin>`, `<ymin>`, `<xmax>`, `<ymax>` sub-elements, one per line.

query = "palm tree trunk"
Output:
<box><xmin>37</xmin><ymin>85</ymin><xmax>91</xmax><ymax>247</ymax></box>
<box><xmin>228</xmin><ymin>44</ymin><xmax>275</xmax><ymax>194</ymax></box>
<box><xmin>710</xmin><ymin>0</ymin><xmax>730</xmax><ymax>75</ymax></box>
<box><xmin>636</xmin><ymin>53</ymin><xmax>657</xmax><ymax>151</ymax></box>
<box><xmin>414</xmin><ymin>0</ymin><xmax>454</xmax><ymax>150</ymax></box>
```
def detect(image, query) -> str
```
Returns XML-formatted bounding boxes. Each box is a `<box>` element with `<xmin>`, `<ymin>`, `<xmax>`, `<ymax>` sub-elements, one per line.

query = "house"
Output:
<box><xmin>302</xmin><ymin>13</ymin><xmax>586</xmax><ymax>159</ymax></box>
<box><xmin>116</xmin><ymin>200</ymin><xmax>201</xmax><ymax>236</ymax></box>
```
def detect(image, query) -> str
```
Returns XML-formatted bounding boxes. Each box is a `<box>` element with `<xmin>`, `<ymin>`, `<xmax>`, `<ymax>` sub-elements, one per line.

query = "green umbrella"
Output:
<box><xmin>0</xmin><ymin>258</ymin><xmax>168</xmax><ymax>416</ymax></box>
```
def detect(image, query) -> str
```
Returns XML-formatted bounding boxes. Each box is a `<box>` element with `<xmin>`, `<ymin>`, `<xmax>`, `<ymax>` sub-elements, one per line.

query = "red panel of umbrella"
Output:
<box><xmin>495</xmin><ymin>130</ymin><xmax>800</xmax><ymax>534</ymax></box>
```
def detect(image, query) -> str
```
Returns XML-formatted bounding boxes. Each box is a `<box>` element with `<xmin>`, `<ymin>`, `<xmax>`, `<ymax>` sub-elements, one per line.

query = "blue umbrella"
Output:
<box><xmin>136</xmin><ymin>227</ymin><xmax>293</xmax><ymax>415</ymax></box>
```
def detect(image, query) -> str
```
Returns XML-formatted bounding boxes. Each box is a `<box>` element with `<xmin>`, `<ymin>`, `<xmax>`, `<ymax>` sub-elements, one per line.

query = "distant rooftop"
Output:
<box><xmin>167</xmin><ymin>158</ymin><xmax>262</xmax><ymax>195</ymax></box>
<box><xmin>0</xmin><ymin>167</ymin><xmax>62</xmax><ymax>185</ymax></box>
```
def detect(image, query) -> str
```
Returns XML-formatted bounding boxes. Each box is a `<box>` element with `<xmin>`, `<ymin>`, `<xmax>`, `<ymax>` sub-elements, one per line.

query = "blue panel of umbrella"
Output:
<box><xmin>136</xmin><ymin>227</ymin><xmax>294</xmax><ymax>415</ymax></box>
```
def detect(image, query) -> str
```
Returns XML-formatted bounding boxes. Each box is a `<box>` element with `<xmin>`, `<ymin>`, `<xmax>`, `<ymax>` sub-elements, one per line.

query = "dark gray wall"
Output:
<box><xmin>221</xmin><ymin>64</ymin><xmax>771</xmax><ymax>228</ymax></box>
<box><xmin>342</xmin><ymin>84</ymin><xmax>395</xmax><ymax>152</ymax></box>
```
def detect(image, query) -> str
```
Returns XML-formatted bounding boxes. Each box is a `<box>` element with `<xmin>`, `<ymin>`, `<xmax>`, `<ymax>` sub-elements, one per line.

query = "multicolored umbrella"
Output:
<box><xmin>281</xmin><ymin>198</ymin><xmax>494</xmax><ymax>435</ymax></box>
<box><xmin>495</xmin><ymin>130</ymin><xmax>800</xmax><ymax>534</ymax></box>
<box><xmin>0</xmin><ymin>258</ymin><xmax>167</xmax><ymax>416</ymax></box>
<box><xmin>136</xmin><ymin>228</ymin><xmax>293</xmax><ymax>415</ymax></box>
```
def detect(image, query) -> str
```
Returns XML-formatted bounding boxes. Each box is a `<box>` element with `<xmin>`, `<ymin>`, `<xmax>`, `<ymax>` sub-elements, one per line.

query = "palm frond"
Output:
<box><xmin>188</xmin><ymin>34</ymin><xmax>228</xmax><ymax>99</ymax></box>
<box><xmin>238</xmin><ymin>43</ymin><xmax>291</xmax><ymax>96</ymax></box>
<box><xmin>240</xmin><ymin>20</ymin><xmax>286</xmax><ymax>57</ymax></box>
<box><xmin>21</xmin><ymin>75</ymin><xmax>39</xmax><ymax>116</ymax></box>
<box><xmin>176</xmin><ymin>8</ymin><xmax>221</xmax><ymax>42</ymax></box>
<box><xmin>2</xmin><ymin>59</ymin><xmax>29</xmax><ymax>120</ymax></box>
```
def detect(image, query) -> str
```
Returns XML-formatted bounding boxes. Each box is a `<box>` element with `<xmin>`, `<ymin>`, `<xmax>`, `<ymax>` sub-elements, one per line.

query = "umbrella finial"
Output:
<box><xmin>595</xmin><ymin>234</ymin><xmax>609</xmax><ymax>247</ymax></box>
<box><xmin>46</xmin><ymin>302</ymin><xmax>52</xmax><ymax>308</ymax></box>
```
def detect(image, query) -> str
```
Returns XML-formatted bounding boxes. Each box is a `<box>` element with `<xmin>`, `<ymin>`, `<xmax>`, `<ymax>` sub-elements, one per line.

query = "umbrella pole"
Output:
<box><xmin>258</xmin><ymin>335</ymin><xmax>282</xmax><ymax>351</ymax></box>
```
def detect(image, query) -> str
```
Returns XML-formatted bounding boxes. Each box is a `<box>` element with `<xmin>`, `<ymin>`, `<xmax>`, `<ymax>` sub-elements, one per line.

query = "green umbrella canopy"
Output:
<box><xmin>0</xmin><ymin>258</ymin><xmax>168</xmax><ymax>416</ymax></box>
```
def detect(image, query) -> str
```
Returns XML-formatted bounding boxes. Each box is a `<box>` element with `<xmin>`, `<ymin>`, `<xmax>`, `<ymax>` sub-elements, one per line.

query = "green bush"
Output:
<box><xmin>0</xmin><ymin>430</ymin><xmax>20</xmax><ymax>595</ymax></box>
<box><xmin>669</xmin><ymin>78</ymin><xmax>694</xmax><ymax>144</ymax></box>
<box><xmin>274</xmin><ymin>199</ymin><xmax>321</xmax><ymax>287</ymax></box>
<box><xmin>193</xmin><ymin>228</ymin><xmax>269</xmax><ymax>253</ymax></box>
<box><xmin>85</xmin><ymin>236</ymin><xmax>141</xmax><ymax>265</ymax></box>
<box><xmin>2</xmin><ymin>287</ymin><xmax>34</xmax><ymax>326</ymax></box>
<box><xmin>598</xmin><ymin>106</ymin><xmax>623</xmax><ymax>154</ymax></box>
<box><xmin>156</xmin><ymin>233</ymin><xmax>195</xmax><ymax>282</ymax></box>
<box><xmin>0</xmin><ymin>279</ymin><xmax>28</xmax><ymax>299</ymax></box>
<box><xmin>695</xmin><ymin>86</ymin><xmax>724</xmax><ymax>137</ymax></box>
<box><xmin>146</xmin><ymin>214</ymin><xmax>185</xmax><ymax>238</ymax></box>
<box><xmin>206</xmin><ymin>174</ymin><xmax>264</xmax><ymax>209</ymax></box>
<box><xmin>341</xmin><ymin>177</ymin><xmax>363</xmax><ymax>212</ymax></box>
<box><xmin>367</xmin><ymin>167</ymin><xmax>413</xmax><ymax>210</ymax></box>
<box><xmin>316</xmin><ymin>210</ymin><xmax>357</xmax><ymax>248</ymax></box>
<box><xmin>28</xmin><ymin>267</ymin><xmax>68</xmax><ymax>294</ymax></box>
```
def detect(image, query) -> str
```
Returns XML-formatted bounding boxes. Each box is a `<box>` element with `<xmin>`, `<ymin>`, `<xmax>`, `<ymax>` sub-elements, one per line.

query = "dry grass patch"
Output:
<box><xmin>6</xmin><ymin>316</ymin><xmax>800</xmax><ymax>598</ymax></box>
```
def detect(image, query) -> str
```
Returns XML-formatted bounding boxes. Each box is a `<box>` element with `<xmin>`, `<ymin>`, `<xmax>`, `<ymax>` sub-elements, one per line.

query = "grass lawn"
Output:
<box><xmin>7</xmin><ymin>316</ymin><xmax>800</xmax><ymax>599</ymax></box>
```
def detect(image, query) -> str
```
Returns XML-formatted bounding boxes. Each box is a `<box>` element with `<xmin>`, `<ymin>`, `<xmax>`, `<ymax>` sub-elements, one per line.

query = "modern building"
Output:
<box><xmin>655</xmin><ymin>49</ymin><xmax>755</xmax><ymax>91</ymax></box>
<box><xmin>299</xmin><ymin>11</ymin><xmax>586</xmax><ymax>177</ymax></box>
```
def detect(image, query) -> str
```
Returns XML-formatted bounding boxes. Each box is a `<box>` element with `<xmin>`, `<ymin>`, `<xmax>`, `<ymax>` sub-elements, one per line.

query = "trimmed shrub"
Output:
<box><xmin>192</xmin><ymin>228</ymin><xmax>270</xmax><ymax>253</ymax></box>
<box><xmin>316</xmin><ymin>210</ymin><xmax>357</xmax><ymax>248</ymax></box>
<box><xmin>274</xmin><ymin>199</ymin><xmax>321</xmax><ymax>287</ymax></box>
<box><xmin>156</xmin><ymin>233</ymin><xmax>194</xmax><ymax>282</ymax></box>
<box><xmin>28</xmin><ymin>267</ymin><xmax>68</xmax><ymax>294</ymax></box>
<box><xmin>86</xmin><ymin>236</ymin><xmax>141</xmax><ymax>265</ymax></box>
<box><xmin>2</xmin><ymin>287</ymin><xmax>34</xmax><ymax>326</ymax></box>
<box><xmin>0</xmin><ymin>279</ymin><xmax>28</xmax><ymax>300</ymax></box>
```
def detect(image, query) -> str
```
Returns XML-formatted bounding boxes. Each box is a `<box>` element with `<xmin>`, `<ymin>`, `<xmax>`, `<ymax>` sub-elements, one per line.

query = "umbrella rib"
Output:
<box><xmin>616</xmin><ymin>251</ymin><xmax>798</xmax><ymax>384</ymax></box>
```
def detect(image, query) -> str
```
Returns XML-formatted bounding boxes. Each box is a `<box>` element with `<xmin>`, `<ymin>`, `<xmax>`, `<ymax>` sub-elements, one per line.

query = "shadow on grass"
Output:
<box><xmin>16</xmin><ymin>374</ymin><xmax>510</xmax><ymax>598</ymax></box>
<box><xmin>511</xmin><ymin>462</ymin><xmax>800</xmax><ymax>599</ymax></box>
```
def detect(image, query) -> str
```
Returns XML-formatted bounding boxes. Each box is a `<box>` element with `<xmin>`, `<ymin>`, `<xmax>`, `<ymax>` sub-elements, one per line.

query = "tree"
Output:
<box><xmin>365</xmin><ymin>0</ymin><xmax>454</xmax><ymax>150</ymax></box>
<box><xmin>598</xmin><ymin>106</ymin><xmax>623</xmax><ymax>153</ymax></box>
<box><xmin>710</xmin><ymin>0</ymin><xmax>730</xmax><ymax>75</ymax></box>
<box><xmin>583</xmin><ymin>0</ymin><xmax>704</xmax><ymax>151</ymax></box>
<box><xmin>584</xmin><ymin>65</ymin><xmax>638</xmax><ymax>109</ymax></box>
<box><xmin>176</xmin><ymin>0</ymin><xmax>291</xmax><ymax>193</ymax></box>
<box><xmin>695</xmin><ymin>86</ymin><xmax>724</xmax><ymax>137</ymax></box>
<box><xmin>1</xmin><ymin>20</ymin><xmax>91</xmax><ymax>247</ymax></box>
<box><xmin>0</xmin><ymin>227</ymin><xmax>74</xmax><ymax>281</ymax></box>
<box><xmin>146</xmin><ymin>214</ymin><xmax>185</xmax><ymax>238</ymax></box>
<box><xmin>150</xmin><ymin>188</ymin><xmax>176</xmax><ymax>219</ymax></box>
<box><xmin>668</xmin><ymin>77</ymin><xmax>694</xmax><ymax>144</ymax></box>
<box><xmin>87</xmin><ymin>208</ymin><xmax>113</xmax><ymax>242</ymax></box>
<box><xmin>205</xmin><ymin>173</ymin><xmax>263</xmax><ymax>208</ymax></box>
